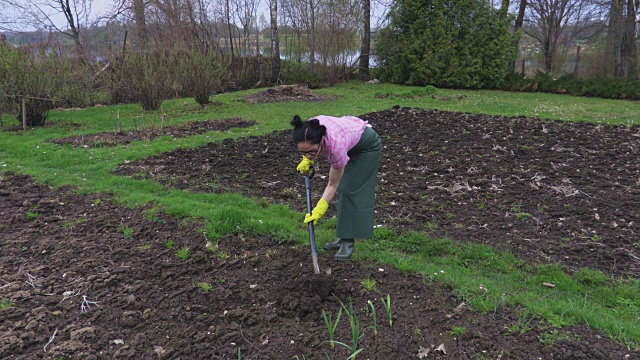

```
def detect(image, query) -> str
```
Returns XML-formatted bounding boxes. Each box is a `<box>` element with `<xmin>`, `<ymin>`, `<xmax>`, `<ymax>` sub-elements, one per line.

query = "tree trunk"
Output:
<box><xmin>270</xmin><ymin>0</ymin><xmax>281</xmax><ymax>82</ymax></box>
<box><xmin>309</xmin><ymin>0</ymin><xmax>316</xmax><ymax>71</ymax></box>
<box><xmin>59</xmin><ymin>0</ymin><xmax>83</xmax><ymax>55</ymax></box>
<box><xmin>622</xmin><ymin>0</ymin><xmax>638</xmax><ymax>78</ymax></box>
<box><xmin>133</xmin><ymin>0</ymin><xmax>147</xmax><ymax>49</ymax></box>
<box><xmin>511</xmin><ymin>0</ymin><xmax>527</xmax><ymax>72</ymax></box>
<box><xmin>543</xmin><ymin>39</ymin><xmax>554</xmax><ymax>72</ymax></box>
<box><xmin>359</xmin><ymin>0</ymin><xmax>370</xmax><ymax>76</ymax></box>
<box><xmin>609</xmin><ymin>0</ymin><xmax>625</xmax><ymax>77</ymax></box>
<box><xmin>573</xmin><ymin>45</ymin><xmax>581</xmax><ymax>77</ymax></box>
<box><xmin>226</xmin><ymin>0</ymin><xmax>235</xmax><ymax>76</ymax></box>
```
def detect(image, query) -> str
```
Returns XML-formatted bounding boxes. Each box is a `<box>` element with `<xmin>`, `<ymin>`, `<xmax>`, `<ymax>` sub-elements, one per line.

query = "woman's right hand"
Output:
<box><xmin>296</xmin><ymin>156</ymin><xmax>314</xmax><ymax>175</ymax></box>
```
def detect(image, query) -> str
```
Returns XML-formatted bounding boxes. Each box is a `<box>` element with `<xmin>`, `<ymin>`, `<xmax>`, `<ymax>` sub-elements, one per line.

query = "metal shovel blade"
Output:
<box><xmin>304</xmin><ymin>173</ymin><xmax>321</xmax><ymax>274</ymax></box>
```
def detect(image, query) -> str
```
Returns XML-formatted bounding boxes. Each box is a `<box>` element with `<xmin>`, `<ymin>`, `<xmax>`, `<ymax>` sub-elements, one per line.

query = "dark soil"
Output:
<box><xmin>3</xmin><ymin>105</ymin><xmax>640</xmax><ymax>359</ymax></box>
<box><xmin>1</xmin><ymin>173</ymin><xmax>636</xmax><ymax>359</ymax></box>
<box><xmin>50</xmin><ymin>118</ymin><xmax>256</xmax><ymax>148</ymax></box>
<box><xmin>116</xmin><ymin>107</ymin><xmax>640</xmax><ymax>280</ymax></box>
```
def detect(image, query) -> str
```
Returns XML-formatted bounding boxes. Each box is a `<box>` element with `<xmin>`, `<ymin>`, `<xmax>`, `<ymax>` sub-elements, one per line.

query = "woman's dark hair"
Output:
<box><xmin>291</xmin><ymin>115</ymin><xmax>326</xmax><ymax>144</ymax></box>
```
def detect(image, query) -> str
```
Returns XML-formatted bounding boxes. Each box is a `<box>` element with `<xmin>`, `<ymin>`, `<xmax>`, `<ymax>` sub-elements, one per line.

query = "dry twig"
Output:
<box><xmin>43</xmin><ymin>327</ymin><xmax>58</xmax><ymax>352</ymax></box>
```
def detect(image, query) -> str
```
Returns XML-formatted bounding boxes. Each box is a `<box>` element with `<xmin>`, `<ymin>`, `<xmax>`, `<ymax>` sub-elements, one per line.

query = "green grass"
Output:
<box><xmin>2</xmin><ymin>81</ymin><xmax>640</xmax><ymax>349</ymax></box>
<box><xmin>362</xmin><ymin>227</ymin><xmax>640</xmax><ymax>348</ymax></box>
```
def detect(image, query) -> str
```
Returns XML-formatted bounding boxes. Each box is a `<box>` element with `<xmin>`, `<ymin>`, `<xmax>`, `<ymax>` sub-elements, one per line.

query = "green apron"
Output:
<box><xmin>336</xmin><ymin>126</ymin><xmax>382</xmax><ymax>239</ymax></box>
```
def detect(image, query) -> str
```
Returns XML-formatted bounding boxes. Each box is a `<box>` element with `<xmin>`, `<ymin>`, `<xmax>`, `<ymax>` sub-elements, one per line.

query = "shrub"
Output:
<box><xmin>280</xmin><ymin>60</ymin><xmax>322</xmax><ymax>88</ymax></box>
<box><xmin>174</xmin><ymin>47</ymin><xmax>227</xmax><ymax>105</ymax></box>
<box><xmin>499</xmin><ymin>72</ymin><xmax>640</xmax><ymax>100</ymax></box>
<box><xmin>56</xmin><ymin>61</ymin><xmax>99</xmax><ymax>108</ymax></box>
<box><xmin>109</xmin><ymin>49</ymin><xmax>174</xmax><ymax>111</ymax></box>
<box><xmin>0</xmin><ymin>45</ymin><xmax>88</xmax><ymax>126</ymax></box>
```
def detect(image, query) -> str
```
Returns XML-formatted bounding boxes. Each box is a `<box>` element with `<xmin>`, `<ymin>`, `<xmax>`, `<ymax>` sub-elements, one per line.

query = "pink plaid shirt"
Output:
<box><xmin>310</xmin><ymin>115</ymin><xmax>368</xmax><ymax>169</ymax></box>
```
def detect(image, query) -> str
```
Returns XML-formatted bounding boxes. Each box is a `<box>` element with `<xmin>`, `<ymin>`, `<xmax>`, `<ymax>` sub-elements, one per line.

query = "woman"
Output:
<box><xmin>291</xmin><ymin>114</ymin><xmax>382</xmax><ymax>260</ymax></box>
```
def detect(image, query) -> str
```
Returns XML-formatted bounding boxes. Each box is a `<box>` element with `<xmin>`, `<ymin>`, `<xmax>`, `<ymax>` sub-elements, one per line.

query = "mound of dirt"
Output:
<box><xmin>244</xmin><ymin>84</ymin><xmax>335</xmax><ymax>103</ymax></box>
<box><xmin>50</xmin><ymin>118</ymin><xmax>256</xmax><ymax>148</ymax></box>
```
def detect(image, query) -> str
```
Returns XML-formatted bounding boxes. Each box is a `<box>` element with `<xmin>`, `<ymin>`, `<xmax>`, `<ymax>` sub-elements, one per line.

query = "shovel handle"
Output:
<box><xmin>301</xmin><ymin>165</ymin><xmax>315</xmax><ymax>180</ymax></box>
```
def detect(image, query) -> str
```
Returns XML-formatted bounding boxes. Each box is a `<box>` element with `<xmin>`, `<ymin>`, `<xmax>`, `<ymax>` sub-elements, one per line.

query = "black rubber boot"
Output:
<box><xmin>324</xmin><ymin>238</ymin><xmax>342</xmax><ymax>251</ymax></box>
<box><xmin>334</xmin><ymin>239</ymin><xmax>354</xmax><ymax>261</ymax></box>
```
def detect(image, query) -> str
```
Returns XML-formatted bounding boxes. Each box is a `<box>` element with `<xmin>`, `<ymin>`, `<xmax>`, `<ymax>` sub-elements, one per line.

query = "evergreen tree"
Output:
<box><xmin>376</xmin><ymin>0</ymin><xmax>518</xmax><ymax>88</ymax></box>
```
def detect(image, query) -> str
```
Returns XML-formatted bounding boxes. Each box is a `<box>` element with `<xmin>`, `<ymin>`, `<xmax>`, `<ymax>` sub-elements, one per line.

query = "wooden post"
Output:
<box><xmin>521</xmin><ymin>59</ymin><xmax>525</xmax><ymax>75</ymax></box>
<box><xmin>160</xmin><ymin>105</ymin><xmax>164</xmax><ymax>128</ymax></box>
<box><xmin>21</xmin><ymin>96</ymin><xmax>27</xmax><ymax>130</ymax></box>
<box><xmin>116</xmin><ymin>109</ymin><xmax>121</xmax><ymax>133</ymax></box>
<box><xmin>122</xmin><ymin>31</ymin><xmax>128</xmax><ymax>54</ymax></box>
<box><xmin>573</xmin><ymin>46</ymin><xmax>581</xmax><ymax>77</ymax></box>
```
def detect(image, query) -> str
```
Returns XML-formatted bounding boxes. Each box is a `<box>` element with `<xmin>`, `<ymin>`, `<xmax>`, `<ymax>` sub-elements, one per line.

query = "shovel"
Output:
<box><xmin>304</xmin><ymin>167</ymin><xmax>321</xmax><ymax>274</ymax></box>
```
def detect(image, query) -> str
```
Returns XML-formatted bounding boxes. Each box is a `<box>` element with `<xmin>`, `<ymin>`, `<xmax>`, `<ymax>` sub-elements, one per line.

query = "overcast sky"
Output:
<box><xmin>2</xmin><ymin>0</ymin><xmax>119</xmax><ymax>32</ymax></box>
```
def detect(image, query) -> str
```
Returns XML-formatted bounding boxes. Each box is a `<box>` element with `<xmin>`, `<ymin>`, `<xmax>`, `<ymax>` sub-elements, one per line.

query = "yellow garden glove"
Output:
<box><xmin>304</xmin><ymin>198</ymin><xmax>329</xmax><ymax>225</ymax></box>
<box><xmin>296</xmin><ymin>156</ymin><xmax>314</xmax><ymax>175</ymax></box>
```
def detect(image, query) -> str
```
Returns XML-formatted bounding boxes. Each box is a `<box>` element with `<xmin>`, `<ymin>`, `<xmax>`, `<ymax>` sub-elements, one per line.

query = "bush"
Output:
<box><xmin>109</xmin><ymin>49</ymin><xmax>174</xmax><ymax>111</ymax></box>
<box><xmin>174</xmin><ymin>47</ymin><xmax>227</xmax><ymax>105</ymax></box>
<box><xmin>499</xmin><ymin>72</ymin><xmax>640</xmax><ymax>100</ymax></box>
<box><xmin>0</xmin><ymin>45</ymin><xmax>88</xmax><ymax>126</ymax></box>
<box><xmin>56</xmin><ymin>61</ymin><xmax>99</xmax><ymax>108</ymax></box>
<box><xmin>581</xmin><ymin>77</ymin><xmax>640</xmax><ymax>100</ymax></box>
<box><xmin>280</xmin><ymin>60</ymin><xmax>323</xmax><ymax>88</ymax></box>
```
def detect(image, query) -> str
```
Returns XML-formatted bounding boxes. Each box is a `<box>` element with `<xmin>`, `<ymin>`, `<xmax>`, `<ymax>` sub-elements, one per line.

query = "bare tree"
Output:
<box><xmin>8</xmin><ymin>0</ymin><xmax>94</xmax><ymax>55</ymax></box>
<box><xmin>280</xmin><ymin>0</ymin><xmax>302</xmax><ymax>62</ymax></box>
<box><xmin>1</xmin><ymin>1</ymin><xmax>16</xmax><ymax>30</ymax></box>
<box><xmin>607</xmin><ymin>0</ymin><xmax>638</xmax><ymax>77</ymax></box>
<box><xmin>315</xmin><ymin>0</ymin><xmax>361</xmax><ymax>82</ymax></box>
<box><xmin>523</xmin><ymin>0</ymin><xmax>598</xmax><ymax>72</ymax></box>
<box><xmin>307</xmin><ymin>0</ymin><xmax>318</xmax><ymax>70</ymax></box>
<box><xmin>225</xmin><ymin>0</ymin><xmax>235</xmax><ymax>68</ymax></box>
<box><xmin>230</xmin><ymin>0</ymin><xmax>260</xmax><ymax>56</ymax></box>
<box><xmin>281</xmin><ymin>0</ymin><xmax>320</xmax><ymax>68</ymax></box>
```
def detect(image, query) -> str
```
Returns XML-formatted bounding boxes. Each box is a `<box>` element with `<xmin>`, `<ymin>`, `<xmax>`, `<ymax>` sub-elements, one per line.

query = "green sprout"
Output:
<box><xmin>265</xmin><ymin>249</ymin><xmax>278</xmax><ymax>258</ymax></box>
<box><xmin>0</xmin><ymin>300</ymin><xmax>14</xmax><ymax>309</ymax></box>
<box><xmin>62</xmin><ymin>218</ymin><xmax>86</xmax><ymax>228</ymax></box>
<box><xmin>450</xmin><ymin>326</ymin><xmax>466</xmax><ymax>336</ymax></box>
<box><xmin>198</xmin><ymin>282</ymin><xmax>212</xmax><ymax>293</ymax></box>
<box><xmin>381</xmin><ymin>294</ymin><xmax>393</xmax><ymax>327</ymax></box>
<box><xmin>121</xmin><ymin>226</ymin><xmax>134</xmax><ymax>239</ymax></box>
<box><xmin>368</xmin><ymin>300</ymin><xmax>378</xmax><ymax>337</ymax></box>
<box><xmin>26</xmin><ymin>206</ymin><xmax>40</xmax><ymax>220</ymax></box>
<box><xmin>360</xmin><ymin>278</ymin><xmax>378</xmax><ymax>292</ymax></box>
<box><xmin>176</xmin><ymin>246</ymin><xmax>190</xmax><ymax>260</ymax></box>
<box><xmin>206</xmin><ymin>242</ymin><xmax>230</xmax><ymax>260</ymax></box>
<box><xmin>165</xmin><ymin>239</ymin><xmax>175</xmax><ymax>249</ymax></box>
<box><xmin>321</xmin><ymin>307</ymin><xmax>342</xmax><ymax>349</ymax></box>
<box><xmin>334</xmin><ymin>297</ymin><xmax>365</xmax><ymax>359</ymax></box>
